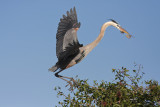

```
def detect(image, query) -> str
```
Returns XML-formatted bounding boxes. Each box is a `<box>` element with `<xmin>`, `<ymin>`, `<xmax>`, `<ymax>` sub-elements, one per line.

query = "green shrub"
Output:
<box><xmin>55</xmin><ymin>65</ymin><xmax>160</xmax><ymax>107</ymax></box>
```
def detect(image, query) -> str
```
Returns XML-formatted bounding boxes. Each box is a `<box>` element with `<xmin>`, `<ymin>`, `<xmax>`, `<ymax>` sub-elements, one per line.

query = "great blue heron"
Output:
<box><xmin>49</xmin><ymin>7</ymin><xmax>132</xmax><ymax>87</ymax></box>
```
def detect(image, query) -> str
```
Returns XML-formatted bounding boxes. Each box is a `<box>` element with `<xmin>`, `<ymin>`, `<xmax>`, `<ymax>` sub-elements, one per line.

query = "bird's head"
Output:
<box><xmin>109</xmin><ymin>19</ymin><xmax>132</xmax><ymax>39</ymax></box>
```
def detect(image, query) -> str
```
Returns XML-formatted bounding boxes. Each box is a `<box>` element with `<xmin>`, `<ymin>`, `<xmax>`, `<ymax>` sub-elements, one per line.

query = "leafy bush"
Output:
<box><xmin>55</xmin><ymin>65</ymin><xmax>160</xmax><ymax>107</ymax></box>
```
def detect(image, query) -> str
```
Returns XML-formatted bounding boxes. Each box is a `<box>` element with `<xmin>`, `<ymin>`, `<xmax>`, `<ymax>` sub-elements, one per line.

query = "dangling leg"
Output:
<box><xmin>55</xmin><ymin>69</ymin><xmax>76</xmax><ymax>89</ymax></box>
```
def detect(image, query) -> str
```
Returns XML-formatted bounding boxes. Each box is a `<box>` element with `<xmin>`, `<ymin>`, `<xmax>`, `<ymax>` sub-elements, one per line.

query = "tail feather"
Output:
<box><xmin>49</xmin><ymin>64</ymin><xmax>59</xmax><ymax>72</ymax></box>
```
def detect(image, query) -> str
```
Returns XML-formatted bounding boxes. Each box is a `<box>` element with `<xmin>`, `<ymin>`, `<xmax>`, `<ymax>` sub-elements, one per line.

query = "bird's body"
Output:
<box><xmin>49</xmin><ymin>7</ymin><xmax>132</xmax><ymax>88</ymax></box>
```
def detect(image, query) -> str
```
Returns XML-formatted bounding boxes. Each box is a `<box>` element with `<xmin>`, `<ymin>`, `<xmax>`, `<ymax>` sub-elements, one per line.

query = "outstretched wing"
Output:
<box><xmin>56</xmin><ymin>7</ymin><xmax>82</xmax><ymax>61</ymax></box>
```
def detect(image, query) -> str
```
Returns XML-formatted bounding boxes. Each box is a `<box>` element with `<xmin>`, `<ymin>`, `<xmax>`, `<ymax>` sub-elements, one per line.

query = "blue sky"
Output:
<box><xmin>0</xmin><ymin>0</ymin><xmax>160</xmax><ymax>106</ymax></box>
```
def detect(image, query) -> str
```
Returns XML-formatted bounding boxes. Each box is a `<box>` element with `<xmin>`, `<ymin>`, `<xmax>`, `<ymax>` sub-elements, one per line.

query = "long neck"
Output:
<box><xmin>85</xmin><ymin>21</ymin><xmax>115</xmax><ymax>52</ymax></box>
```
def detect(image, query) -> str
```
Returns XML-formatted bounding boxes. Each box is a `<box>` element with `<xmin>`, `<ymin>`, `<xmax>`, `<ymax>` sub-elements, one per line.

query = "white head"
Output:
<box><xmin>109</xmin><ymin>19</ymin><xmax>132</xmax><ymax>39</ymax></box>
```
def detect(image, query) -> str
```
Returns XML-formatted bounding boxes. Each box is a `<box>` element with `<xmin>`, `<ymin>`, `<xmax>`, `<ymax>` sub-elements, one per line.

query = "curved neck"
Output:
<box><xmin>86</xmin><ymin>21</ymin><xmax>116</xmax><ymax>52</ymax></box>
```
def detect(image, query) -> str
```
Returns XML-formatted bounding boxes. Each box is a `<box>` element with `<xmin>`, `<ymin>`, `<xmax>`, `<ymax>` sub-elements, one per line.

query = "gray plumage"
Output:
<box><xmin>49</xmin><ymin>7</ymin><xmax>82</xmax><ymax>72</ymax></box>
<box><xmin>56</xmin><ymin>7</ymin><xmax>81</xmax><ymax>62</ymax></box>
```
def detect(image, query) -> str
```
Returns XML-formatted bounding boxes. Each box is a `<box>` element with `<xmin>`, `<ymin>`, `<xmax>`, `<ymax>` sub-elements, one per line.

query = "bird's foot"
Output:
<box><xmin>71</xmin><ymin>78</ymin><xmax>78</xmax><ymax>87</ymax></box>
<box><xmin>65</xmin><ymin>78</ymin><xmax>78</xmax><ymax>90</ymax></box>
<box><xmin>65</xmin><ymin>80</ymin><xmax>73</xmax><ymax>87</ymax></box>
<box><xmin>65</xmin><ymin>81</ymin><xmax>74</xmax><ymax>90</ymax></box>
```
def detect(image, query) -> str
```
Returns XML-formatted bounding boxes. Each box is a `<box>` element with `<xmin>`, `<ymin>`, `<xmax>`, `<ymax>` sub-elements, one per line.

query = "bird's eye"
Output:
<box><xmin>117</xmin><ymin>24</ymin><xmax>121</xmax><ymax>29</ymax></box>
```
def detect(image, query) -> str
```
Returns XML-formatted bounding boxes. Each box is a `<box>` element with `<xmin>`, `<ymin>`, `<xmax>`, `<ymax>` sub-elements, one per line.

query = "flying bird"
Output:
<box><xmin>49</xmin><ymin>7</ymin><xmax>132</xmax><ymax>88</ymax></box>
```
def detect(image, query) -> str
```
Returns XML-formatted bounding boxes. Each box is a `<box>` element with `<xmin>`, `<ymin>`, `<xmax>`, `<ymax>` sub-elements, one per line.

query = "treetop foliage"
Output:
<box><xmin>55</xmin><ymin>65</ymin><xmax>160</xmax><ymax>107</ymax></box>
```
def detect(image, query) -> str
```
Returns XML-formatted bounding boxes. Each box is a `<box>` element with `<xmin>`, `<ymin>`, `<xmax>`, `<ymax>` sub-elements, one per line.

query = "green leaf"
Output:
<box><xmin>124</xmin><ymin>74</ymin><xmax>130</xmax><ymax>77</ymax></box>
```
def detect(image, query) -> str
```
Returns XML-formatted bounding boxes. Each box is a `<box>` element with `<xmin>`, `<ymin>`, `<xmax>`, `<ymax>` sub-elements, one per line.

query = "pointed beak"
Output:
<box><xmin>119</xmin><ymin>27</ymin><xmax>132</xmax><ymax>39</ymax></box>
